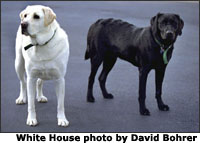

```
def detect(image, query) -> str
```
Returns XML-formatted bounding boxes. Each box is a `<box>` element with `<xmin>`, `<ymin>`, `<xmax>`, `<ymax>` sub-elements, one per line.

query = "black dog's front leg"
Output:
<box><xmin>138</xmin><ymin>66</ymin><xmax>151</xmax><ymax>115</ymax></box>
<box><xmin>155</xmin><ymin>67</ymin><xmax>169</xmax><ymax>111</ymax></box>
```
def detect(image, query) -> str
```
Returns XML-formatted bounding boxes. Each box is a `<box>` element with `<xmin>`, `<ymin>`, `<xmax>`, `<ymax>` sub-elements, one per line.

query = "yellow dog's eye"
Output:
<box><xmin>33</xmin><ymin>14</ymin><xmax>40</xmax><ymax>19</ymax></box>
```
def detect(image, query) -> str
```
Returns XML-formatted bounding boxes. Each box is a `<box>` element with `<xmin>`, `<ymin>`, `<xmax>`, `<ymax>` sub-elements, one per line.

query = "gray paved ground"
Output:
<box><xmin>1</xmin><ymin>1</ymin><xmax>199</xmax><ymax>132</ymax></box>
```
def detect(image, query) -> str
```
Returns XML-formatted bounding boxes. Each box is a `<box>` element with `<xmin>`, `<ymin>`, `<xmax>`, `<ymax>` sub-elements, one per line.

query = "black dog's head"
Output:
<box><xmin>151</xmin><ymin>13</ymin><xmax>184</xmax><ymax>45</ymax></box>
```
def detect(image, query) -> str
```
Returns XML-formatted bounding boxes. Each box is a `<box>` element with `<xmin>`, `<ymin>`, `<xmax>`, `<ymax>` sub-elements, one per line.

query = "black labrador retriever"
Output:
<box><xmin>85</xmin><ymin>13</ymin><xmax>184</xmax><ymax>115</ymax></box>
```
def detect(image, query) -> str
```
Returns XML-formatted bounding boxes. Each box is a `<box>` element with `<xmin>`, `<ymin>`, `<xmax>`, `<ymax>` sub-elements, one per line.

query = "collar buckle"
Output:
<box><xmin>160</xmin><ymin>46</ymin><xmax>165</xmax><ymax>54</ymax></box>
<box><xmin>152</xmin><ymin>35</ymin><xmax>172</xmax><ymax>64</ymax></box>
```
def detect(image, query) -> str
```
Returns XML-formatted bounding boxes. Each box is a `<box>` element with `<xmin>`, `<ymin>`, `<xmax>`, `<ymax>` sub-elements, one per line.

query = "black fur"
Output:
<box><xmin>85</xmin><ymin>13</ymin><xmax>184</xmax><ymax>115</ymax></box>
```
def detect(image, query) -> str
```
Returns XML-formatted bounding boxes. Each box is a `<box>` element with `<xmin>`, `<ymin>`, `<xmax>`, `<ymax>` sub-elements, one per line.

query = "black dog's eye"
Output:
<box><xmin>171</xmin><ymin>21</ymin><xmax>178</xmax><ymax>29</ymax></box>
<box><xmin>159</xmin><ymin>23</ymin><xmax>165</xmax><ymax>29</ymax></box>
<box><xmin>161</xmin><ymin>20</ymin><xmax>168</xmax><ymax>25</ymax></box>
<box><xmin>33</xmin><ymin>14</ymin><xmax>40</xmax><ymax>19</ymax></box>
<box><xmin>24</xmin><ymin>14</ymin><xmax>27</xmax><ymax>18</ymax></box>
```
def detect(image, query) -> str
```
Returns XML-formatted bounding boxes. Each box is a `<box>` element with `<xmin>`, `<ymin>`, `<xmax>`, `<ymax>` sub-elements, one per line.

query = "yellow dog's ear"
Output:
<box><xmin>43</xmin><ymin>7</ymin><xmax>56</xmax><ymax>26</ymax></box>
<box><xmin>19</xmin><ymin>9</ymin><xmax>26</xmax><ymax>20</ymax></box>
<box><xmin>19</xmin><ymin>11</ymin><xmax>24</xmax><ymax>20</ymax></box>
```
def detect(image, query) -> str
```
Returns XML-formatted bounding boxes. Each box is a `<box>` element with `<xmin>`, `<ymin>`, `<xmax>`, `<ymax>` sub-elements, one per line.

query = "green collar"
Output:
<box><xmin>162</xmin><ymin>45</ymin><xmax>172</xmax><ymax>64</ymax></box>
<box><xmin>153</xmin><ymin>36</ymin><xmax>172</xmax><ymax>64</ymax></box>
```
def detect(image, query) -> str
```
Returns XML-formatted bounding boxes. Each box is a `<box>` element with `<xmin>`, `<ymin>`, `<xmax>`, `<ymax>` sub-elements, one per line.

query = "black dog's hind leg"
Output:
<box><xmin>138</xmin><ymin>66</ymin><xmax>151</xmax><ymax>115</ymax></box>
<box><xmin>155</xmin><ymin>67</ymin><xmax>169</xmax><ymax>111</ymax></box>
<box><xmin>98</xmin><ymin>56</ymin><xmax>117</xmax><ymax>99</ymax></box>
<box><xmin>87</xmin><ymin>56</ymin><xmax>102</xmax><ymax>102</ymax></box>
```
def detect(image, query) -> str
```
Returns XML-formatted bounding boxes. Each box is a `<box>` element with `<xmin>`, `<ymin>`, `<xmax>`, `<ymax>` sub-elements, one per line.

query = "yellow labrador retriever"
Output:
<box><xmin>15</xmin><ymin>5</ymin><xmax>69</xmax><ymax>127</ymax></box>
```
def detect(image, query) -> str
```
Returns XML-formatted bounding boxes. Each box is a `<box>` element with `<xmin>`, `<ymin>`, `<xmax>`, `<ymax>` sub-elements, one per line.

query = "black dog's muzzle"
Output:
<box><xmin>165</xmin><ymin>30</ymin><xmax>175</xmax><ymax>40</ymax></box>
<box><xmin>160</xmin><ymin>29</ymin><xmax>175</xmax><ymax>42</ymax></box>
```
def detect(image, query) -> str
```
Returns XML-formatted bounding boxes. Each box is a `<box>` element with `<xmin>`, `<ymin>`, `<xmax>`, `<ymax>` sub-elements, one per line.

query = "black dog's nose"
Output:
<box><xmin>166</xmin><ymin>31</ymin><xmax>174</xmax><ymax>39</ymax></box>
<box><xmin>21</xmin><ymin>22</ymin><xmax>28</xmax><ymax>30</ymax></box>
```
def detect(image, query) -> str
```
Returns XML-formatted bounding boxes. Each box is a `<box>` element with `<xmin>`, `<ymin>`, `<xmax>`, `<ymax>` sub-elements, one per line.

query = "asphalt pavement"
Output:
<box><xmin>1</xmin><ymin>1</ymin><xmax>199</xmax><ymax>132</ymax></box>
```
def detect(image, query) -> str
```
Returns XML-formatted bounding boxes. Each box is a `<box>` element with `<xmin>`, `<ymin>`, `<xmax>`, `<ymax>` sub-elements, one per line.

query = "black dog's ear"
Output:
<box><xmin>150</xmin><ymin>15</ymin><xmax>156</xmax><ymax>26</ymax></box>
<box><xmin>150</xmin><ymin>13</ymin><xmax>162</xmax><ymax>33</ymax></box>
<box><xmin>175</xmin><ymin>14</ymin><xmax>184</xmax><ymax>36</ymax></box>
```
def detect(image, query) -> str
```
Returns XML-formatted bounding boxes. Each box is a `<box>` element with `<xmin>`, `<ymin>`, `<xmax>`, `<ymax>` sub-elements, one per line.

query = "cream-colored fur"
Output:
<box><xmin>15</xmin><ymin>5</ymin><xmax>69</xmax><ymax>127</ymax></box>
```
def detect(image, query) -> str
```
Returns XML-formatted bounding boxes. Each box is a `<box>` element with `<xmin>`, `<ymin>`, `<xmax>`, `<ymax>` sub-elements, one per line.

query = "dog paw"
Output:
<box><xmin>58</xmin><ymin>118</ymin><xmax>69</xmax><ymax>127</ymax></box>
<box><xmin>104</xmin><ymin>93</ymin><xmax>114</xmax><ymax>99</ymax></box>
<box><xmin>16</xmin><ymin>96</ymin><xmax>27</xmax><ymax>104</ymax></box>
<box><xmin>37</xmin><ymin>95</ymin><xmax>48</xmax><ymax>103</ymax></box>
<box><xmin>26</xmin><ymin>118</ymin><xmax>38</xmax><ymax>126</ymax></box>
<box><xmin>158</xmin><ymin>104</ymin><xmax>169</xmax><ymax>111</ymax></box>
<box><xmin>140</xmin><ymin>108</ymin><xmax>150</xmax><ymax>116</ymax></box>
<box><xmin>87</xmin><ymin>95</ymin><xmax>95</xmax><ymax>102</ymax></box>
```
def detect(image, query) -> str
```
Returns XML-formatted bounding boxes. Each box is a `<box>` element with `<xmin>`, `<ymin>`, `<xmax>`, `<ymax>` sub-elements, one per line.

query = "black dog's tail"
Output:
<box><xmin>85</xmin><ymin>22</ymin><xmax>97</xmax><ymax>60</ymax></box>
<box><xmin>84</xmin><ymin>45</ymin><xmax>90</xmax><ymax>60</ymax></box>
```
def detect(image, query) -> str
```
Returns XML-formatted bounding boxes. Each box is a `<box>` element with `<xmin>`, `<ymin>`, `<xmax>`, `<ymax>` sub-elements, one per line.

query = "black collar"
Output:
<box><xmin>24</xmin><ymin>29</ymin><xmax>57</xmax><ymax>51</ymax></box>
